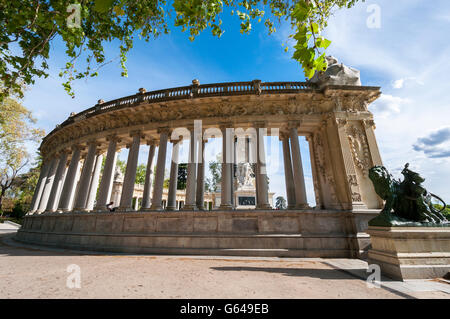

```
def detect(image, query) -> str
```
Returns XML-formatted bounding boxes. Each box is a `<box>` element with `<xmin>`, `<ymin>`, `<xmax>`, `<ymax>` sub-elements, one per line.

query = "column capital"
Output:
<box><xmin>146</xmin><ymin>139</ymin><xmax>159</xmax><ymax>146</ymax></box>
<box><xmin>106</xmin><ymin>134</ymin><xmax>121</xmax><ymax>143</ymax></box>
<box><xmin>253</xmin><ymin>121</ymin><xmax>267</xmax><ymax>129</ymax></box>
<box><xmin>287</xmin><ymin>120</ymin><xmax>301</xmax><ymax>129</ymax></box>
<box><xmin>362</xmin><ymin>118</ymin><xmax>376</xmax><ymax>129</ymax></box>
<box><xmin>304</xmin><ymin>133</ymin><xmax>314</xmax><ymax>143</ymax></box>
<box><xmin>157</xmin><ymin>127</ymin><xmax>170</xmax><ymax>134</ymax></box>
<box><xmin>335</xmin><ymin>118</ymin><xmax>348</xmax><ymax>128</ymax></box>
<box><xmin>71</xmin><ymin>144</ymin><xmax>85</xmax><ymax>151</ymax></box>
<box><xmin>129</xmin><ymin>130</ymin><xmax>143</xmax><ymax>138</ymax></box>
<box><xmin>219</xmin><ymin>122</ymin><xmax>233</xmax><ymax>131</ymax></box>
<box><xmin>54</xmin><ymin>149</ymin><xmax>71</xmax><ymax>157</ymax></box>
<box><xmin>279</xmin><ymin>131</ymin><xmax>290</xmax><ymax>141</ymax></box>
<box><xmin>170</xmin><ymin>136</ymin><xmax>183</xmax><ymax>144</ymax></box>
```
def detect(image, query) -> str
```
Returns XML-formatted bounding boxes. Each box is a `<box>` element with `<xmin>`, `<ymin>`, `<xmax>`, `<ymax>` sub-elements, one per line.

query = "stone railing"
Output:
<box><xmin>45</xmin><ymin>80</ymin><xmax>312</xmax><ymax>142</ymax></box>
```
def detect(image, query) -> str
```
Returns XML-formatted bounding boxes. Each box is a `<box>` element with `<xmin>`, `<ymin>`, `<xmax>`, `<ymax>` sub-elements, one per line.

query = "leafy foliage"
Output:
<box><xmin>0</xmin><ymin>95</ymin><xmax>44</xmax><ymax>213</ymax></box>
<box><xmin>275</xmin><ymin>195</ymin><xmax>286</xmax><ymax>209</ymax></box>
<box><xmin>205</xmin><ymin>160</ymin><xmax>222</xmax><ymax>192</ymax></box>
<box><xmin>115</xmin><ymin>158</ymin><xmax>146</xmax><ymax>185</ymax></box>
<box><xmin>434</xmin><ymin>204</ymin><xmax>450</xmax><ymax>219</ymax></box>
<box><xmin>177</xmin><ymin>163</ymin><xmax>187</xmax><ymax>190</ymax></box>
<box><xmin>0</xmin><ymin>0</ymin><xmax>362</xmax><ymax>100</ymax></box>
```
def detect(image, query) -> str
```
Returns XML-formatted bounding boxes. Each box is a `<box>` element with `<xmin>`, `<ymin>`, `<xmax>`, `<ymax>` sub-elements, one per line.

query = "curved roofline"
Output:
<box><xmin>43</xmin><ymin>80</ymin><xmax>380</xmax><ymax>143</ymax></box>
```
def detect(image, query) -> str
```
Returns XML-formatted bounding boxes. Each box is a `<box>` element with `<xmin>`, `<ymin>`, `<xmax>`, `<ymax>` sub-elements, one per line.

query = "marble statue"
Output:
<box><xmin>311</xmin><ymin>56</ymin><xmax>361</xmax><ymax>86</ymax></box>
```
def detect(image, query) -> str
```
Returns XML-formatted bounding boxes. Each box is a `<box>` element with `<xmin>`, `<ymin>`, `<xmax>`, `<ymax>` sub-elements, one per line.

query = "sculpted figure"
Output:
<box><xmin>310</xmin><ymin>56</ymin><xmax>361</xmax><ymax>86</ymax></box>
<box><xmin>368</xmin><ymin>164</ymin><xmax>448</xmax><ymax>226</ymax></box>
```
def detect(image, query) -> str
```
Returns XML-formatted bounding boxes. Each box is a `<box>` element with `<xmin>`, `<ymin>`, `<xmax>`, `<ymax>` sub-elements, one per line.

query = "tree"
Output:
<box><xmin>205</xmin><ymin>160</ymin><xmax>222</xmax><ymax>192</ymax></box>
<box><xmin>114</xmin><ymin>158</ymin><xmax>146</xmax><ymax>185</ymax></box>
<box><xmin>275</xmin><ymin>196</ymin><xmax>287</xmax><ymax>210</ymax></box>
<box><xmin>0</xmin><ymin>0</ymin><xmax>362</xmax><ymax>100</ymax></box>
<box><xmin>10</xmin><ymin>153</ymin><xmax>43</xmax><ymax>210</ymax></box>
<box><xmin>0</xmin><ymin>96</ymin><xmax>44</xmax><ymax>214</ymax></box>
<box><xmin>177</xmin><ymin>163</ymin><xmax>187</xmax><ymax>190</ymax></box>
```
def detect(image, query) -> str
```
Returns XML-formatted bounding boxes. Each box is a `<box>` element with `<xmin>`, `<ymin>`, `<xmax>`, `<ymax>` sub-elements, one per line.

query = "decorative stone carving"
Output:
<box><xmin>348</xmin><ymin>174</ymin><xmax>362</xmax><ymax>202</ymax></box>
<box><xmin>313</xmin><ymin>132</ymin><xmax>338</xmax><ymax>202</ymax></box>
<box><xmin>347</xmin><ymin>124</ymin><xmax>371</xmax><ymax>176</ymax></box>
<box><xmin>311</xmin><ymin>56</ymin><xmax>362</xmax><ymax>86</ymax></box>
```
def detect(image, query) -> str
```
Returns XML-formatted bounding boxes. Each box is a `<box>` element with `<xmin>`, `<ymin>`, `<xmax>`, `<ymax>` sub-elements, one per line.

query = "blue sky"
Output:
<box><xmin>22</xmin><ymin>0</ymin><xmax>450</xmax><ymax>204</ymax></box>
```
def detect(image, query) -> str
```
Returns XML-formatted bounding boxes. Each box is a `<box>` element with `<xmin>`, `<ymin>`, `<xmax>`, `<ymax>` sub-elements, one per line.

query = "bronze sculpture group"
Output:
<box><xmin>369</xmin><ymin>163</ymin><xmax>448</xmax><ymax>227</ymax></box>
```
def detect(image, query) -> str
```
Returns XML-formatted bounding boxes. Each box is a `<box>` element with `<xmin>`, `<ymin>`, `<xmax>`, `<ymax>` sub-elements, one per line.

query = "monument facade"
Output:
<box><xmin>16</xmin><ymin>61</ymin><xmax>385</xmax><ymax>257</ymax></box>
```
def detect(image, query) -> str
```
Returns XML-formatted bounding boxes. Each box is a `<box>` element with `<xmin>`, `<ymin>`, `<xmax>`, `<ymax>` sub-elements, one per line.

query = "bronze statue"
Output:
<box><xmin>368</xmin><ymin>163</ymin><xmax>448</xmax><ymax>227</ymax></box>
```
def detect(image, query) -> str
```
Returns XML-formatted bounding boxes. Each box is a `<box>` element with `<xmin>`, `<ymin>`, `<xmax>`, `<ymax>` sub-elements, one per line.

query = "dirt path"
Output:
<box><xmin>0</xmin><ymin>232</ymin><xmax>448</xmax><ymax>299</ymax></box>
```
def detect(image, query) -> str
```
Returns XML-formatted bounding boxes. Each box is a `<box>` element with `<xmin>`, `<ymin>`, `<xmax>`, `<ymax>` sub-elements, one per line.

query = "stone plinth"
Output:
<box><xmin>367</xmin><ymin>226</ymin><xmax>450</xmax><ymax>280</ymax></box>
<box><xmin>16</xmin><ymin>210</ymin><xmax>377</xmax><ymax>257</ymax></box>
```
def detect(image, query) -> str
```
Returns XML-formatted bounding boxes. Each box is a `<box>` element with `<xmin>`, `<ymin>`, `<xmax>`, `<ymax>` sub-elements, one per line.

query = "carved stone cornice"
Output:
<box><xmin>38</xmin><ymin>85</ymin><xmax>380</xmax><ymax>158</ymax></box>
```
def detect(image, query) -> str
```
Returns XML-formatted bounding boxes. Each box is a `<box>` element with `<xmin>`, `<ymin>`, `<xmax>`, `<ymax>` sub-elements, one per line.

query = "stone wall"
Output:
<box><xmin>16</xmin><ymin>210</ymin><xmax>378</xmax><ymax>258</ymax></box>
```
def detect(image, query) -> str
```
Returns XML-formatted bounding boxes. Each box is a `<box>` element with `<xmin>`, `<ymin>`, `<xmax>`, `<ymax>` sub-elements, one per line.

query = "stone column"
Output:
<box><xmin>86</xmin><ymin>153</ymin><xmax>103</xmax><ymax>211</ymax></box>
<box><xmin>184</xmin><ymin>127</ymin><xmax>198</xmax><ymax>210</ymax></box>
<box><xmin>151</xmin><ymin>128</ymin><xmax>169</xmax><ymax>210</ymax></box>
<box><xmin>37</xmin><ymin>156</ymin><xmax>59</xmax><ymax>213</ymax></box>
<box><xmin>281</xmin><ymin>132</ymin><xmax>296</xmax><ymax>209</ymax></box>
<box><xmin>289</xmin><ymin>124</ymin><xmax>308</xmax><ymax>208</ymax></box>
<box><xmin>119</xmin><ymin>131</ymin><xmax>141</xmax><ymax>211</ymax></box>
<box><xmin>45</xmin><ymin>151</ymin><xmax>69</xmax><ymax>212</ymax></box>
<box><xmin>73</xmin><ymin>141</ymin><xmax>98</xmax><ymax>211</ymax></box>
<box><xmin>306</xmin><ymin>134</ymin><xmax>323</xmax><ymax>209</ymax></box>
<box><xmin>58</xmin><ymin>145</ymin><xmax>82</xmax><ymax>212</ymax></box>
<box><xmin>95</xmin><ymin>136</ymin><xmax>119</xmax><ymax>210</ymax></box>
<box><xmin>141</xmin><ymin>141</ymin><xmax>157</xmax><ymax>210</ymax></box>
<box><xmin>68</xmin><ymin>159</ymin><xmax>82</xmax><ymax>211</ymax></box>
<box><xmin>29</xmin><ymin>160</ymin><xmax>51</xmax><ymax>214</ymax></box>
<box><xmin>219</xmin><ymin>124</ymin><xmax>233</xmax><ymax>210</ymax></box>
<box><xmin>255</xmin><ymin>123</ymin><xmax>270</xmax><ymax>209</ymax></box>
<box><xmin>167</xmin><ymin>139</ymin><xmax>180</xmax><ymax>211</ymax></box>
<box><xmin>196</xmin><ymin>139</ymin><xmax>207</xmax><ymax>210</ymax></box>
<box><xmin>133</xmin><ymin>197</ymin><xmax>139</xmax><ymax>210</ymax></box>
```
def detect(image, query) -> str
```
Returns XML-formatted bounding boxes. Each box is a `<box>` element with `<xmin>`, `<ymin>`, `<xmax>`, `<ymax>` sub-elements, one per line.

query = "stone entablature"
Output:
<box><xmin>40</xmin><ymin>82</ymin><xmax>380</xmax><ymax>159</ymax></box>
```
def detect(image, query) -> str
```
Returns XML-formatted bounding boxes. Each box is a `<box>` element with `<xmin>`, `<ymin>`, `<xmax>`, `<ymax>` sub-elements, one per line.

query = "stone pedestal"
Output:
<box><xmin>367</xmin><ymin>226</ymin><xmax>450</xmax><ymax>281</ymax></box>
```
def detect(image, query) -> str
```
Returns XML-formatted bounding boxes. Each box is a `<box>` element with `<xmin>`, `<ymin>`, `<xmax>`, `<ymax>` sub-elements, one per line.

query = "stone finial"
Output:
<box><xmin>192</xmin><ymin>79</ymin><xmax>200</xmax><ymax>86</ymax></box>
<box><xmin>69</xmin><ymin>112</ymin><xmax>77</xmax><ymax>117</ymax></box>
<box><xmin>97</xmin><ymin>99</ymin><xmax>105</xmax><ymax>104</ymax></box>
<box><xmin>138</xmin><ymin>88</ymin><xmax>146</xmax><ymax>94</ymax></box>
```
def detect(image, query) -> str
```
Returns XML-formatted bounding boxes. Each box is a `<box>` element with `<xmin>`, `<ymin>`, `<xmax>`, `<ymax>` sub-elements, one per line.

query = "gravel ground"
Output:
<box><xmin>0</xmin><ymin>231</ymin><xmax>448</xmax><ymax>299</ymax></box>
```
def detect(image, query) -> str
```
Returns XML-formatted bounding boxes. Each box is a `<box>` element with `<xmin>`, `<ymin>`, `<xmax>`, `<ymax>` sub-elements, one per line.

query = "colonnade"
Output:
<box><xmin>28</xmin><ymin>123</ymin><xmax>309</xmax><ymax>214</ymax></box>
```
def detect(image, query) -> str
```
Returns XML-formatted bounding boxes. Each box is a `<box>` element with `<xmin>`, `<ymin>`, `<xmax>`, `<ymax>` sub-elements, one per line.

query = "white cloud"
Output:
<box><xmin>392</xmin><ymin>79</ymin><xmax>405</xmax><ymax>89</ymax></box>
<box><xmin>392</xmin><ymin>77</ymin><xmax>424</xmax><ymax>89</ymax></box>
<box><xmin>413</xmin><ymin>126</ymin><xmax>450</xmax><ymax>159</ymax></box>
<box><xmin>369</xmin><ymin>94</ymin><xmax>410</xmax><ymax>118</ymax></box>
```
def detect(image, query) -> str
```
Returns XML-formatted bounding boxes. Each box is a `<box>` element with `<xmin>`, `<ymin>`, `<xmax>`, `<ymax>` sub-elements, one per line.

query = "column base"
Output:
<box><xmin>116</xmin><ymin>207</ymin><xmax>136</xmax><ymax>213</ymax></box>
<box><xmin>166</xmin><ymin>206</ymin><xmax>178</xmax><ymax>211</ymax></box>
<box><xmin>182</xmin><ymin>205</ymin><xmax>198</xmax><ymax>211</ymax></box>
<box><xmin>219</xmin><ymin>204</ymin><xmax>233</xmax><ymax>210</ymax></box>
<box><xmin>295</xmin><ymin>204</ymin><xmax>311</xmax><ymax>209</ymax></box>
<box><xmin>256</xmin><ymin>204</ymin><xmax>272</xmax><ymax>210</ymax></box>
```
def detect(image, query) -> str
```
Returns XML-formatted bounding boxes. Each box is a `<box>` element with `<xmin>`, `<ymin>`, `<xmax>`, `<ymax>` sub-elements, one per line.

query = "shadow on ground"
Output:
<box><xmin>210</xmin><ymin>266</ymin><xmax>361</xmax><ymax>280</ymax></box>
